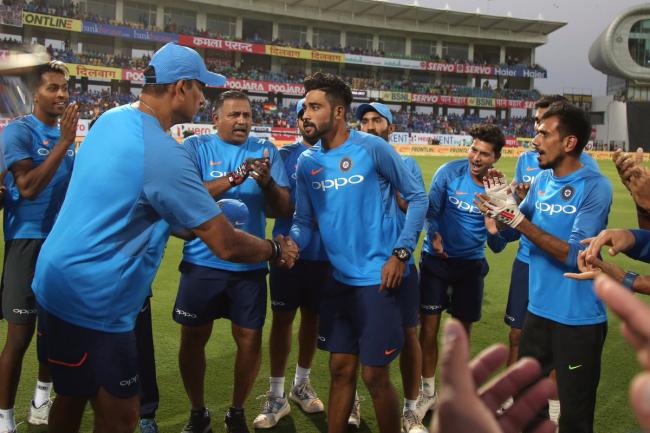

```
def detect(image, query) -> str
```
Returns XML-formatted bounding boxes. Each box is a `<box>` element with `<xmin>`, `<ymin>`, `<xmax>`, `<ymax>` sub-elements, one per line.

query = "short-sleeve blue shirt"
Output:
<box><xmin>181</xmin><ymin>134</ymin><xmax>289</xmax><ymax>271</ymax></box>
<box><xmin>2</xmin><ymin>114</ymin><xmax>75</xmax><ymax>239</ymax></box>
<box><xmin>32</xmin><ymin>105</ymin><xmax>221</xmax><ymax>332</ymax></box>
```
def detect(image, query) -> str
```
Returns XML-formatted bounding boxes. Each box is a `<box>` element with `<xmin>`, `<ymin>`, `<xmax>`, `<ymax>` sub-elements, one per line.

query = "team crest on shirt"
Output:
<box><xmin>560</xmin><ymin>185</ymin><xmax>575</xmax><ymax>201</ymax></box>
<box><xmin>340</xmin><ymin>157</ymin><xmax>352</xmax><ymax>172</ymax></box>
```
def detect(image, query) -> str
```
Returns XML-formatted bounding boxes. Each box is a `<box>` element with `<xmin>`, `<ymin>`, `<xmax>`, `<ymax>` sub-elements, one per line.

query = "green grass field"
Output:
<box><xmin>1</xmin><ymin>155</ymin><xmax>647</xmax><ymax>433</ymax></box>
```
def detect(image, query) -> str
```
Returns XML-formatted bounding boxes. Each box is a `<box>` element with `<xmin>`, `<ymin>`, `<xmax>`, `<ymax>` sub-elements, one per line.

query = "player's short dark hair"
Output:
<box><xmin>540</xmin><ymin>102</ymin><xmax>592</xmax><ymax>154</ymax></box>
<box><xmin>469</xmin><ymin>124</ymin><xmax>505</xmax><ymax>157</ymax></box>
<box><xmin>141</xmin><ymin>65</ymin><xmax>196</xmax><ymax>96</ymax></box>
<box><xmin>212</xmin><ymin>90</ymin><xmax>250</xmax><ymax>115</ymax></box>
<box><xmin>534</xmin><ymin>94</ymin><xmax>568</xmax><ymax>110</ymax></box>
<box><xmin>31</xmin><ymin>60</ymin><xmax>69</xmax><ymax>88</ymax></box>
<box><xmin>303</xmin><ymin>72</ymin><xmax>353</xmax><ymax>115</ymax></box>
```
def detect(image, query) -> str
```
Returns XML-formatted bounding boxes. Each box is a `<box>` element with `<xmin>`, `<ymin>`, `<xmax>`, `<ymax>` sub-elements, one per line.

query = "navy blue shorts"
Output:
<box><xmin>173</xmin><ymin>261</ymin><xmax>267</xmax><ymax>330</ymax></box>
<box><xmin>318</xmin><ymin>280</ymin><xmax>404</xmax><ymax>367</ymax></box>
<box><xmin>504</xmin><ymin>259</ymin><xmax>529</xmax><ymax>329</ymax></box>
<box><xmin>36</xmin><ymin>304</ymin><xmax>140</xmax><ymax>399</ymax></box>
<box><xmin>419</xmin><ymin>253</ymin><xmax>489</xmax><ymax>323</ymax></box>
<box><xmin>395</xmin><ymin>264</ymin><xmax>420</xmax><ymax>328</ymax></box>
<box><xmin>269</xmin><ymin>260</ymin><xmax>331</xmax><ymax>312</ymax></box>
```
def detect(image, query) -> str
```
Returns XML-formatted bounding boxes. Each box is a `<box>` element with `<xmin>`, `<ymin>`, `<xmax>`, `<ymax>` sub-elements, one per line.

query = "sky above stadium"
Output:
<box><xmin>419</xmin><ymin>0</ymin><xmax>641</xmax><ymax>96</ymax></box>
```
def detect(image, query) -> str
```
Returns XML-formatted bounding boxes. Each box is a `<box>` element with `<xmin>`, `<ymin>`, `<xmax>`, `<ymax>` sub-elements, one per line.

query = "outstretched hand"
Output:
<box><xmin>430</xmin><ymin>319</ymin><xmax>556</xmax><ymax>433</ymax></box>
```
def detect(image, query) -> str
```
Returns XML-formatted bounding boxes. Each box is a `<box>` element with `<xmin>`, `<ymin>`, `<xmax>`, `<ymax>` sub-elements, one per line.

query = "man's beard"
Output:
<box><xmin>303</xmin><ymin>112</ymin><xmax>334</xmax><ymax>142</ymax></box>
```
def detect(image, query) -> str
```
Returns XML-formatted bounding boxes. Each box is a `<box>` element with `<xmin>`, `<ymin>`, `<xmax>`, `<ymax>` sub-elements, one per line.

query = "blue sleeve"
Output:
<box><xmin>3</xmin><ymin>121</ymin><xmax>33</xmax><ymax>169</ymax></box>
<box><xmin>269</xmin><ymin>144</ymin><xmax>289</xmax><ymax>188</ymax></box>
<box><xmin>181</xmin><ymin>135</ymin><xmax>202</xmax><ymax>171</ymax></box>
<box><xmin>487</xmin><ymin>232</ymin><xmax>508</xmax><ymax>253</ymax></box>
<box><xmin>143</xmin><ymin>135</ymin><xmax>221</xmax><ymax>229</ymax></box>
<box><xmin>289</xmin><ymin>156</ymin><xmax>314</xmax><ymax>250</ymax></box>
<box><xmin>565</xmin><ymin>178</ymin><xmax>613</xmax><ymax>269</ymax></box>
<box><xmin>371</xmin><ymin>140</ymin><xmax>428</xmax><ymax>251</ymax></box>
<box><xmin>625</xmin><ymin>229</ymin><xmax>650</xmax><ymax>263</ymax></box>
<box><xmin>425</xmin><ymin>164</ymin><xmax>450</xmax><ymax>242</ymax></box>
<box><xmin>514</xmin><ymin>154</ymin><xmax>525</xmax><ymax>184</ymax></box>
<box><xmin>405</xmin><ymin>157</ymin><xmax>425</xmax><ymax>188</ymax></box>
<box><xmin>497</xmin><ymin>227</ymin><xmax>521</xmax><ymax>243</ymax></box>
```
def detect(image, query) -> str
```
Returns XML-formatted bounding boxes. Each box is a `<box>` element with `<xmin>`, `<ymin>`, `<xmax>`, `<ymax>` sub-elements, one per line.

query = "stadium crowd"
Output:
<box><xmin>27</xmin><ymin>47</ymin><xmax>543</xmax><ymax>101</ymax></box>
<box><xmin>65</xmin><ymin>88</ymin><xmax>536</xmax><ymax>136</ymax></box>
<box><xmin>8</xmin><ymin>0</ymin><xmax>546</xmax><ymax>70</ymax></box>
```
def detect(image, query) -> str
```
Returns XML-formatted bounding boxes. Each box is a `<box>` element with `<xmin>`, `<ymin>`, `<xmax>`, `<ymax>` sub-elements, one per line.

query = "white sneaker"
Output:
<box><xmin>28</xmin><ymin>399</ymin><xmax>52</xmax><ymax>425</ymax></box>
<box><xmin>402</xmin><ymin>409</ymin><xmax>427</xmax><ymax>433</ymax></box>
<box><xmin>253</xmin><ymin>393</ymin><xmax>290</xmax><ymax>429</ymax></box>
<box><xmin>549</xmin><ymin>399</ymin><xmax>560</xmax><ymax>424</ymax></box>
<box><xmin>289</xmin><ymin>380</ymin><xmax>324</xmax><ymax>414</ymax></box>
<box><xmin>414</xmin><ymin>391</ymin><xmax>437</xmax><ymax>420</ymax></box>
<box><xmin>347</xmin><ymin>394</ymin><xmax>361</xmax><ymax>428</ymax></box>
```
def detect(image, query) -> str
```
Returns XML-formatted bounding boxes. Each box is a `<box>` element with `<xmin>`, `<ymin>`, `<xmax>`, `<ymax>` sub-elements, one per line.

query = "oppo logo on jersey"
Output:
<box><xmin>535</xmin><ymin>201</ymin><xmax>577</xmax><ymax>215</ymax></box>
<box><xmin>311</xmin><ymin>175</ymin><xmax>364</xmax><ymax>191</ymax></box>
<box><xmin>448</xmin><ymin>196</ymin><xmax>481</xmax><ymax>214</ymax></box>
<box><xmin>210</xmin><ymin>170</ymin><xmax>226</xmax><ymax>178</ymax></box>
<box><xmin>522</xmin><ymin>174</ymin><xmax>536</xmax><ymax>183</ymax></box>
<box><xmin>37</xmin><ymin>148</ymin><xmax>74</xmax><ymax>157</ymax></box>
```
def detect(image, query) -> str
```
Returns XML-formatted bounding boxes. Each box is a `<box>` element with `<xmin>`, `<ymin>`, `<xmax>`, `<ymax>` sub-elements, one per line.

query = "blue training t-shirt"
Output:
<box><xmin>513</xmin><ymin>150</ymin><xmax>600</xmax><ymax>263</ymax></box>
<box><xmin>290</xmin><ymin>130</ymin><xmax>428</xmax><ymax>286</ymax></box>
<box><xmin>182</xmin><ymin>133</ymin><xmax>289</xmax><ymax>271</ymax></box>
<box><xmin>32</xmin><ymin>105</ymin><xmax>221</xmax><ymax>333</ymax></box>
<box><xmin>272</xmin><ymin>140</ymin><xmax>327</xmax><ymax>261</ymax></box>
<box><xmin>2</xmin><ymin>114</ymin><xmax>75</xmax><ymax>239</ymax></box>
<box><xmin>519</xmin><ymin>165</ymin><xmax>612</xmax><ymax>325</ymax></box>
<box><xmin>422</xmin><ymin>159</ymin><xmax>489</xmax><ymax>260</ymax></box>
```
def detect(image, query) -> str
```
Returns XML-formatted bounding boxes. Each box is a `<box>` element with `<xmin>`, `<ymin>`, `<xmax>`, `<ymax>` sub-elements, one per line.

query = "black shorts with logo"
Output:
<box><xmin>418</xmin><ymin>253</ymin><xmax>489</xmax><ymax>323</ymax></box>
<box><xmin>36</xmin><ymin>304</ymin><xmax>140</xmax><ymax>399</ymax></box>
<box><xmin>0</xmin><ymin>239</ymin><xmax>44</xmax><ymax>324</ymax></box>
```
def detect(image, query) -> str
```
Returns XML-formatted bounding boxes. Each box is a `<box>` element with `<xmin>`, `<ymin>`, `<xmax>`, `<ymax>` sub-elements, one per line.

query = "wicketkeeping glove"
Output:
<box><xmin>483</xmin><ymin>173</ymin><xmax>517</xmax><ymax>206</ymax></box>
<box><xmin>482</xmin><ymin>195</ymin><xmax>525</xmax><ymax>228</ymax></box>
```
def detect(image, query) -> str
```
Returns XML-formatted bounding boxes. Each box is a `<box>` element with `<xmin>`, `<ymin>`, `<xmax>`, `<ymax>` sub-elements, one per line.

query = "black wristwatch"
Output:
<box><xmin>392</xmin><ymin>247</ymin><xmax>411</xmax><ymax>262</ymax></box>
<box><xmin>622</xmin><ymin>271</ymin><xmax>639</xmax><ymax>291</ymax></box>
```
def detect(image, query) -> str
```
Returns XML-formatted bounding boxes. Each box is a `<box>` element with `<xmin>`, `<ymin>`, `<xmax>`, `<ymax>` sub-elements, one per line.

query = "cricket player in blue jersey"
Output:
<box><xmin>254</xmin><ymin>99</ymin><xmax>328</xmax><ymax>429</ymax></box>
<box><xmin>287</xmin><ymin>72</ymin><xmax>428</xmax><ymax>433</ymax></box>
<box><xmin>0</xmin><ymin>60</ymin><xmax>78</xmax><ymax>433</ymax></box>
<box><xmin>477</xmin><ymin>102</ymin><xmax>612</xmax><ymax>433</ymax></box>
<box><xmin>499</xmin><ymin>95</ymin><xmax>601</xmax><ymax>421</ymax></box>
<box><xmin>31</xmin><ymin>43</ymin><xmax>297</xmax><ymax>433</ymax></box>
<box><xmin>503</xmin><ymin>95</ymin><xmax>599</xmax><ymax>372</ymax></box>
<box><xmin>356</xmin><ymin>101</ymin><xmax>426</xmax><ymax>433</ymax></box>
<box><xmin>415</xmin><ymin>124</ymin><xmax>506</xmax><ymax>421</ymax></box>
<box><xmin>174</xmin><ymin>90</ymin><xmax>292</xmax><ymax>433</ymax></box>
